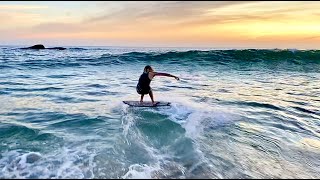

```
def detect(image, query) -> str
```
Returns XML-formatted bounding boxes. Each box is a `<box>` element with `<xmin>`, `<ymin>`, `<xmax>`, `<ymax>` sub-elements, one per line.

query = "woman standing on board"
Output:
<box><xmin>136</xmin><ymin>65</ymin><xmax>179</xmax><ymax>105</ymax></box>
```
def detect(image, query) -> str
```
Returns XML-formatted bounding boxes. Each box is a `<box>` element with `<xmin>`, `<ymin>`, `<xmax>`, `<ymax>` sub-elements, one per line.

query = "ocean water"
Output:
<box><xmin>0</xmin><ymin>46</ymin><xmax>319</xmax><ymax>178</ymax></box>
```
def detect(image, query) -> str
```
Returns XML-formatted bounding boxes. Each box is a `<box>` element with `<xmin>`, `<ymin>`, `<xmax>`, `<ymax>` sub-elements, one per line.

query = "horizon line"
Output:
<box><xmin>0</xmin><ymin>44</ymin><xmax>317</xmax><ymax>51</ymax></box>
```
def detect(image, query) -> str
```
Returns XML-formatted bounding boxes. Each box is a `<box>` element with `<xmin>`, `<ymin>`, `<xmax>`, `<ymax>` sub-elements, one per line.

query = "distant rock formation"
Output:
<box><xmin>23</xmin><ymin>44</ymin><xmax>45</xmax><ymax>49</ymax></box>
<box><xmin>22</xmin><ymin>44</ymin><xmax>66</xmax><ymax>50</ymax></box>
<box><xmin>47</xmin><ymin>47</ymin><xmax>66</xmax><ymax>50</ymax></box>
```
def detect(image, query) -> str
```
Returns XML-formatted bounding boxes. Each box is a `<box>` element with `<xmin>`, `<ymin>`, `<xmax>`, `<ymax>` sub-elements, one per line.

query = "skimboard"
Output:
<box><xmin>123</xmin><ymin>101</ymin><xmax>170</xmax><ymax>107</ymax></box>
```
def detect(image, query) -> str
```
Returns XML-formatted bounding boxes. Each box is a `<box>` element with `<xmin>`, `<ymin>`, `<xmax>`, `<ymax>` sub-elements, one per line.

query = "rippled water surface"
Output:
<box><xmin>0</xmin><ymin>46</ymin><xmax>319</xmax><ymax>178</ymax></box>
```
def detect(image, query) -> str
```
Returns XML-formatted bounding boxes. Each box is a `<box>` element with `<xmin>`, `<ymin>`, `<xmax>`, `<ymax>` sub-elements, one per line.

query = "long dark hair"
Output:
<box><xmin>143</xmin><ymin>65</ymin><xmax>153</xmax><ymax>73</ymax></box>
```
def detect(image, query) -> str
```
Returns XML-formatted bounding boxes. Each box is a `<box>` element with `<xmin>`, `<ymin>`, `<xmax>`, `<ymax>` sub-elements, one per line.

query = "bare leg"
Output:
<box><xmin>149</xmin><ymin>91</ymin><xmax>155</xmax><ymax>104</ymax></box>
<box><xmin>140</xmin><ymin>94</ymin><xmax>144</xmax><ymax>103</ymax></box>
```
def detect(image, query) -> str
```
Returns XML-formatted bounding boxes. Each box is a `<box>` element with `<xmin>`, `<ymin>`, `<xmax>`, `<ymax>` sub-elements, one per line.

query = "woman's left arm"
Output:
<box><xmin>154</xmin><ymin>72</ymin><xmax>179</xmax><ymax>80</ymax></box>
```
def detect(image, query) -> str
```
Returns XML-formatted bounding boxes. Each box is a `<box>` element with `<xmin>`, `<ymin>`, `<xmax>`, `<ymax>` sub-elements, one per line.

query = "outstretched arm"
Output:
<box><xmin>153</xmin><ymin>72</ymin><xmax>179</xmax><ymax>80</ymax></box>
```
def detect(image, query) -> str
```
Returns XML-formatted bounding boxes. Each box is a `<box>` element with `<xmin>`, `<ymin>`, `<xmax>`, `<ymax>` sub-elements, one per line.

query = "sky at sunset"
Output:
<box><xmin>0</xmin><ymin>1</ymin><xmax>320</xmax><ymax>49</ymax></box>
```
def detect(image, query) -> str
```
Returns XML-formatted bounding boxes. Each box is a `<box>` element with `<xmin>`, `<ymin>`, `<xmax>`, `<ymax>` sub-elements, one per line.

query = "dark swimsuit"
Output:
<box><xmin>136</xmin><ymin>72</ymin><xmax>151</xmax><ymax>94</ymax></box>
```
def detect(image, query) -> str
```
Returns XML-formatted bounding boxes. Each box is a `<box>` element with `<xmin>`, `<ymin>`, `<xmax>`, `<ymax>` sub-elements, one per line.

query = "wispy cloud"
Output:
<box><xmin>303</xmin><ymin>36</ymin><xmax>320</xmax><ymax>40</ymax></box>
<box><xmin>81</xmin><ymin>1</ymin><xmax>320</xmax><ymax>32</ymax></box>
<box><xmin>31</xmin><ymin>22</ymin><xmax>87</xmax><ymax>33</ymax></box>
<box><xmin>84</xmin><ymin>1</ymin><xmax>253</xmax><ymax>24</ymax></box>
<box><xmin>0</xmin><ymin>1</ymin><xmax>320</xmax><ymax>48</ymax></box>
<box><xmin>0</xmin><ymin>4</ymin><xmax>48</xmax><ymax>10</ymax></box>
<box><xmin>0</xmin><ymin>12</ymin><xmax>44</xmax><ymax>29</ymax></box>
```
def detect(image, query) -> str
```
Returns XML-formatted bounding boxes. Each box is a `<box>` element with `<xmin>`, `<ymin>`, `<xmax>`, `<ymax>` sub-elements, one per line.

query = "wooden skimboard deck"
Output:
<box><xmin>123</xmin><ymin>101</ymin><xmax>171</xmax><ymax>107</ymax></box>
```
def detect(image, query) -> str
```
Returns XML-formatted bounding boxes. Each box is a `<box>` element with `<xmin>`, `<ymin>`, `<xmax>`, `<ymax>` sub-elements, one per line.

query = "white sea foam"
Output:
<box><xmin>0</xmin><ymin>146</ymin><xmax>96</xmax><ymax>179</ymax></box>
<box><xmin>118</xmin><ymin>95</ymin><xmax>240</xmax><ymax>179</ymax></box>
<box><xmin>122</xmin><ymin>163</ymin><xmax>160</xmax><ymax>179</ymax></box>
<box><xmin>153</xmin><ymin>95</ymin><xmax>240</xmax><ymax>140</ymax></box>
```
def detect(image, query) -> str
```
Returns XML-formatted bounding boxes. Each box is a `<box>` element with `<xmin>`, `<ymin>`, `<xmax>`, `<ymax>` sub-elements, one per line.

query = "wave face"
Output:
<box><xmin>0</xmin><ymin>46</ymin><xmax>319</xmax><ymax>178</ymax></box>
<box><xmin>1</xmin><ymin>48</ymin><xmax>320</xmax><ymax>71</ymax></box>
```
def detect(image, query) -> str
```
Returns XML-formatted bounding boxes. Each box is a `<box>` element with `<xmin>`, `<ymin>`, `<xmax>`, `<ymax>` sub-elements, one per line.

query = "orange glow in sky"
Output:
<box><xmin>0</xmin><ymin>1</ymin><xmax>319</xmax><ymax>49</ymax></box>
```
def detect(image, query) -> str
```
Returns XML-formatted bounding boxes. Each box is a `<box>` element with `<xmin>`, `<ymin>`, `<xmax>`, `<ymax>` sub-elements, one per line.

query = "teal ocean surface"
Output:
<box><xmin>0</xmin><ymin>46</ymin><xmax>319</xmax><ymax>178</ymax></box>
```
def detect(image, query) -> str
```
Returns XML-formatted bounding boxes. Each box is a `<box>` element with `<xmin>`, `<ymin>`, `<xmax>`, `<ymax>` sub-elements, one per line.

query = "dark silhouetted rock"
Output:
<box><xmin>47</xmin><ymin>47</ymin><xmax>66</xmax><ymax>50</ymax></box>
<box><xmin>24</xmin><ymin>44</ymin><xmax>45</xmax><ymax>49</ymax></box>
<box><xmin>21</xmin><ymin>44</ymin><xmax>66</xmax><ymax>50</ymax></box>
